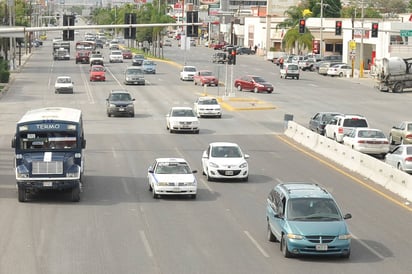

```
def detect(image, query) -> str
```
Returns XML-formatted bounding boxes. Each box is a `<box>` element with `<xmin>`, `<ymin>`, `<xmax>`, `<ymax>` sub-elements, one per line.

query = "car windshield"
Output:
<box><xmin>251</xmin><ymin>76</ymin><xmax>266</xmax><ymax>83</ymax></box>
<box><xmin>322</xmin><ymin>113</ymin><xmax>339</xmax><ymax>122</ymax></box>
<box><xmin>144</xmin><ymin>61</ymin><xmax>155</xmax><ymax>66</ymax></box>
<box><xmin>134</xmin><ymin>55</ymin><xmax>144</xmax><ymax>59</ymax></box>
<box><xmin>184</xmin><ymin>67</ymin><xmax>196</xmax><ymax>72</ymax></box>
<box><xmin>92</xmin><ymin>66</ymin><xmax>104</xmax><ymax>72</ymax></box>
<box><xmin>57</xmin><ymin>78</ymin><xmax>71</xmax><ymax>83</ymax></box>
<box><xmin>155</xmin><ymin>163</ymin><xmax>191</xmax><ymax>174</ymax></box>
<box><xmin>110</xmin><ymin>93</ymin><xmax>131</xmax><ymax>101</ymax></box>
<box><xmin>343</xmin><ymin>118</ymin><xmax>368</xmax><ymax>127</ymax></box>
<box><xmin>287</xmin><ymin>198</ymin><xmax>341</xmax><ymax>221</ymax></box>
<box><xmin>112</xmin><ymin>51</ymin><xmax>122</xmax><ymax>55</ymax></box>
<box><xmin>127</xmin><ymin>69</ymin><xmax>142</xmax><ymax>75</ymax></box>
<box><xmin>357</xmin><ymin>130</ymin><xmax>385</xmax><ymax>138</ymax></box>
<box><xmin>200</xmin><ymin>71</ymin><xmax>213</xmax><ymax>76</ymax></box>
<box><xmin>211</xmin><ymin>146</ymin><xmax>242</xmax><ymax>158</ymax></box>
<box><xmin>199</xmin><ymin>98</ymin><xmax>218</xmax><ymax>105</ymax></box>
<box><xmin>172</xmin><ymin>109</ymin><xmax>195</xmax><ymax>117</ymax></box>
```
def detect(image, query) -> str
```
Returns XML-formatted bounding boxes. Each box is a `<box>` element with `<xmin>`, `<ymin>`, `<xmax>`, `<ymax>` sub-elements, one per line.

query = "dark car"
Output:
<box><xmin>95</xmin><ymin>39</ymin><xmax>104</xmax><ymax>49</ymax></box>
<box><xmin>309</xmin><ymin>112</ymin><xmax>343</xmax><ymax>135</ymax></box>
<box><xmin>132</xmin><ymin>54</ymin><xmax>145</xmax><ymax>66</ymax></box>
<box><xmin>236</xmin><ymin>47</ymin><xmax>255</xmax><ymax>55</ymax></box>
<box><xmin>122</xmin><ymin>49</ymin><xmax>133</xmax><ymax>59</ymax></box>
<box><xmin>106</xmin><ymin>90</ymin><xmax>135</xmax><ymax>117</ymax></box>
<box><xmin>234</xmin><ymin>75</ymin><xmax>274</xmax><ymax>93</ymax></box>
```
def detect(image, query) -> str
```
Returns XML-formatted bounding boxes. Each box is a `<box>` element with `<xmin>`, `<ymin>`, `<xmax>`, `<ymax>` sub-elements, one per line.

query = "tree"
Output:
<box><xmin>307</xmin><ymin>0</ymin><xmax>342</xmax><ymax>18</ymax></box>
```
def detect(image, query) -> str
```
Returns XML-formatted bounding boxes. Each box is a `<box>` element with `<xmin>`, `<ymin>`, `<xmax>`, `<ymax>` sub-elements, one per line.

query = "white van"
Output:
<box><xmin>280</xmin><ymin>63</ymin><xmax>300</xmax><ymax>80</ymax></box>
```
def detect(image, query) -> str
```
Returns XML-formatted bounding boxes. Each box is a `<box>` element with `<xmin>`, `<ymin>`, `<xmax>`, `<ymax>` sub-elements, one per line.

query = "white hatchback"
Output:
<box><xmin>54</xmin><ymin>76</ymin><xmax>74</xmax><ymax>94</ymax></box>
<box><xmin>147</xmin><ymin>158</ymin><xmax>197</xmax><ymax>199</ymax></box>
<box><xmin>180</xmin><ymin>65</ymin><xmax>197</xmax><ymax>81</ymax></box>
<box><xmin>202</xmin><ymin>142</ymin><xmax>249</xmax><ymax>181</ymax></box>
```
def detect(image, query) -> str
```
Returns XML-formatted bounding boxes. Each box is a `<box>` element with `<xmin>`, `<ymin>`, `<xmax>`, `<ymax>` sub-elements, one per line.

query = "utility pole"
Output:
<box><xmin>360</xmin><ymin>1</ymin><xmax>365</xmax><ymax>78</ymax></box>
<box><xmin>320</xmin><ymin>0</ymin><xmax>323</xmax><ymax>57</ymax></box>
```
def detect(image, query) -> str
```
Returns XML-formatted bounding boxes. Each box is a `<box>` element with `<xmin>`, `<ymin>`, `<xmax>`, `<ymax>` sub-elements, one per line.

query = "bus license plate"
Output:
<box><xmin>316</xmin><ymin>244</ymin><xmax>328</xmax><ymax>251</ymax></box>
<box><xmin>43</xmin><ymin>182</ymin><xmax>53</xmax><ymax>187</ymax></box>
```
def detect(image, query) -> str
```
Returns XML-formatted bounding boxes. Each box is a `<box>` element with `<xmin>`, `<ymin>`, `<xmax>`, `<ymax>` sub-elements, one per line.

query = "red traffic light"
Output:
<box><xmin>231</xmin><ymin>51</ymin><xmax>236</xmax><ymax>56</ymax></box>
<box><xmin>300</xmin><ymin>19</ymin><xmax>305</xmax><ymax>26</ymax></box>
<box><xmin>336</xmin><ymin>21</ymin><xmax>342</xmax><ymax>27</ymax></box>
<box><xmin>372</xmin><ymin>23</ymin><xmax>378</xmax><ymax>29</ymax></box>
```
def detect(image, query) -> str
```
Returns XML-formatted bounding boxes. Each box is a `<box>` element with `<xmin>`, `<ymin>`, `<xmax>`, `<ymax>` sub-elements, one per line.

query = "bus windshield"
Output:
<box><xmin>18</xmin><ymin>131</ymin><xmax>77</xmax><ymax>151</ymax></box>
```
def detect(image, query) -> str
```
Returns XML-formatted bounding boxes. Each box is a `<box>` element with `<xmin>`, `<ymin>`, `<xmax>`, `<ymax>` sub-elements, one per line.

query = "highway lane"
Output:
<box><xmin>0</xmin><ymin>41</ymin><xmax>411</xmax><ymax>273</ymax></box>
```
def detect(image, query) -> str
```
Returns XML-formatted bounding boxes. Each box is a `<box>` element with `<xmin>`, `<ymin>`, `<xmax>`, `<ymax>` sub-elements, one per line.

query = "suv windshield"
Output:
<box><xmin>287</xmin><ymin>198</ymin><xmax>341</xmax><ymax>221</ymax></box>
<box><xmin>343</xmin><ymin>118</ymin><xmax>368</xmax><ymax>127</ymax></box>
<box><xmin>110</xmin><ymin>93</ymin><xmax>131</xmax><ymax>101</ymax></box>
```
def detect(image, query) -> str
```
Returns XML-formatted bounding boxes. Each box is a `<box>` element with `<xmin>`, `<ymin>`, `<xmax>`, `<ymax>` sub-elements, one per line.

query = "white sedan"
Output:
<box><xmin>327</xmin><ymin>64</ymin><xmax>352</xmax><ymax>77</ymax></box>
<box><xmin>193</xmin><ymin>96</ymin><xmax>222</xmax><ymax>118</ymax></box>
<box><xmin>202</xmin><ymin>142</ymin><xmax>249</xmax><ymax>181</ymax></box>
<box><xmin>54</xmin><ymin>76</ymin><xmax>74</xmax><ymax>94</ymax></box>
<box><xmin>180</xmin><ymin>65</ymin><xmax>197</xmax><ymax>81</ymax></box>
<box><xmin>147</xmin><ymin>158</ymin><xmax>197</xmax><ymax>199</ymax></box>
<box><xmin>343</xmin><ymin>128</ymin><xmax>390</xmax><ymax>158</ymax></box>
<box><xmin>166</xmin><ymin>107</ymin><xmax>200</xmax><ymax>134</ymax></box>
<box><xmin>109</xmin><ymin>50</ymin><xmax>124</xmax><ymax>63</ymax></box>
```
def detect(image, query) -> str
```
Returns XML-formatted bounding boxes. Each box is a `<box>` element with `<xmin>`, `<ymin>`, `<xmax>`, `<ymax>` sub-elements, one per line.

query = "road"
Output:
<box><xmin>0</xmin><ymin>37</ymin><xmax>411</xmax><ymax>274</ymax></box>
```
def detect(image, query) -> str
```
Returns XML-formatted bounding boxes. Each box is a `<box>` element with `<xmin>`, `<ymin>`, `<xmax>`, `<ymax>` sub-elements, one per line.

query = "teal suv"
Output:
<box><xmin>266</xmin><ymin>183</ymin><xmax>352</xmax><ymax>258</ymax></box>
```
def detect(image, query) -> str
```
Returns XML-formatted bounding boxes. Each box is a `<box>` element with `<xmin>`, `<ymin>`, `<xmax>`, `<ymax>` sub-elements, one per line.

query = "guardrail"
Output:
<box><xmin>284</xmin><ymin>121</ymin><xmax>412</xmax><ymax>202</ymax></box>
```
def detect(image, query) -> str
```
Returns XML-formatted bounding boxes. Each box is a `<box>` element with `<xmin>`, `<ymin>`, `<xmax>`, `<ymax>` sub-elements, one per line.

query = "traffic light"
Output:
<box><xmin>227</xmin><ymin>48</ymin><xmax>233</xmax><ymax>64</ymax></box>
<box><xmin>335</xmin><ymin>21</ymin><xmax>342</xmax><ymax>36</ymax></box>
<box><xmin>299</xmin><ymin>19</ymin><xmax>306</xmax><ymax>34</ymax></box>
<box><xmin>186</xmin><ymin>11</ymin><xmax>199</xmax><ymax>38</ymax></box>
<box><xmin>371</xmin><ymin>22</ymin><xmax>379</xmax><ymax>38</ymax></box>
<box><xmin>124</xmin><ymin>13</ymin><xmax>136</xmax><ymax>40</ymax></box>
<box><xmin>231</xmin><ymin>48</ymin><xmax>237</xmax><ymax>65</ymax></box>
<box><xmin>63</xmin><ymin>15</ymin><xmax>75</xmax><ymax>41</ymax></box>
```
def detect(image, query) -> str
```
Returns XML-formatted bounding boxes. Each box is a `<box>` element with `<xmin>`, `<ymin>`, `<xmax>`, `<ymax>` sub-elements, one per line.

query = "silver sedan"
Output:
<box><xmin>384</xmin><ymin>144</ymin><xmax>412</xmax><ymax>173</ymax></box>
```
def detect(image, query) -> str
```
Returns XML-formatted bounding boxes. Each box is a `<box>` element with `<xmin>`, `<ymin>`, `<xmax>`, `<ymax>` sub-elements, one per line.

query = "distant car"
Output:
<box><xmin>211</xmin><ymin>52</ymin><xmax>227</xmax><ymax>64</ymax></box>
<box><xmin>193</xmin><ymin>96</ymin><xmax>222</xmax><ymax>118</ymax></box>
<box><xmin>132</xmin><ymin>54</ymin><xmax>145</xmax><ymax>66</ymax></box>
<box><xmin>280</xmin><ymin>63</ymin><xmax>300</xmax><ymax>80</ymax></box>
<box><xmin>141</xmin><ymin>60</ymin><xmax>156</xmax><ymax>74</ymax></box>
<box><xmin>201</xmin><ymin>142</ymin><xmax>249</xmax><ymax>182</ymax></box>
<box><xmin>325</xmin><ymin>114</ymin><xmax>369</xmax><ymax>143</ymax></box>
<box><xmin>343</xmin><ymin>128</ymin><xmax>389</xmax><ymax>158</ymax></box>
<box><xmin>122</xmin><ymin>49</ymin><xmax>133</xmax><ymax>59</ymax></box>
<box><xmin>180</xmin><ymin>65</ymin><xmax>197</xmax><ymax>81</ymax></box>
<box><xmin>106</xmin><ymin>90</ymin><xmax>135</xmax><ymax>117</ymax></box>
<box><xmin>385</xmin><ymin>144</ymin><xmax>412</xmax><ymax>173</ymax></box>
<box><xmin>89</xmin><ymin>65</ymin><xmax>106</xmax><ymax>81</ymax></box>
<box><xmin>124</xmin><ymin>66</ymin><xmax>145</xmax><ymax>85</ymax></box>
<box><xmin>109</xmin><ymin>50</ymin><xmax>123</xmax><ymax>63</ymax></box>
<box><xmin>234</xmin><ymin>75</ymin><xmax>274</xmax><ymax>93</ymax></box>
<box><xmin>166</xmin><ymin>107</ymin><xmax>199</xmax><ymax>134</ymax></box>
<box><xmin>309</xmin><ymin>112</ymin><xmax>343</xmax><ymax>135</ymax></box>
<box><xmin>389</xmin><ymin>121</ymin><xmax>412</xmax><ymax>145</ymax></box>
<box><xmin>75</xmin><ymin>50</ymin><xmax>90</xmax><ymax>64</ymax></box>
<box><xmin>89</xmin><ymin>52</ymin><xmax>104</xmax><ymax>66</ymax></box>
<box><xmin>327</xmin><ymin>64</ymin><xmax>352</xmax><ymax>77</ymax></box>
<box><xmin>147</xmin><ymin>158</ymin><xmax>197</xmax><ymax>199</ymax></box>
<box><xmin>109</xmin><ymin>39</ymin><xmax>120</xmax><ymax>50</ymax></box>
<box><xmin>212</xmin><ymin>42</ymin><xmax>226</xmax><ymax>50</ymax></box>
<box><xmin>236</xmin><ymin>47</ymin><xmax>255</xmax><ymax>55</ymax></box>
<box><xmin>54</xmin><ymin>76</ymin><xmax>74</xmax><ymax>94</ymax></box>
<box><xmin>318</xmin><ymin>62</ymin><xmax>345</xmax><ymax>75</ymax></box>
<box><xmin>193</xmin><ymin>70</ymin><xmax>219</xmax><ymax>86</ymax></box>
<box><xmin>163</xmin><ymin>39</ymin><xmax>172</xmax><ymax>47</ymax></box>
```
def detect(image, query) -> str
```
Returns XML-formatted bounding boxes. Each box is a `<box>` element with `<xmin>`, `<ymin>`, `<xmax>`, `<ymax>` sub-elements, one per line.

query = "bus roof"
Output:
<box><xmin>18</xmin><ymin>107</ymin><xmax>82</xmax><ymax>124</ymax></box>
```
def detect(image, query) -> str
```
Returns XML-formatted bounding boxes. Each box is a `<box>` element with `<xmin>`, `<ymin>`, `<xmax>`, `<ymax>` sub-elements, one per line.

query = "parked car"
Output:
<box><xmin>193</xmin><ymin>96</ymin><xmax>222</xmax><ymax>118</ymax></box>
<box><xmin>109</xmin><ymin>50</ymin><xmax>124</xmax><ymax>63</ymax></box>
<box><xmin>280</xmin><ymin>63</ymin><xmax>300</xmax><ymax>80</ymax></box>
<box><xmin>180</xmin><ymin>65</ymin><xmax>197</xmax><ymax>81</ymax></box>
<box><xmin>309</xmin><ymin>112</ymin><xmax>343</xmax><ymax>135</ymax></box>
<box><xmin>201</xmin><ymin>142</ymin><xmax>249</xmax><ymax>182</ymax></box>
<box><xmin>122</xmin><ymin>49</ymin><xmax>133</xmax><ymax>59</ymax></box>
<box><xmin>327</xmin><ymin>64</ymin><xmax>352</xmax><ymax>77</ymax></box>
<box><xmin>266</xmin><ymin>183</ymin><xmax>352</xmax><ymax>258</ymax></box>
<box><xmin>193</xmin><ymin>70</ymin><xmax>219</xmax><ymax>86</ymax></box>
<box><xmin>166</xmin><ymin>107</ymin><xmax>199</xmax><ymax>134</ymax></box>
<box><xmin>89</xmin><ymin>65</ymin><xmax>106</xmax><ymax>82</ymax></box>
<box><xmin>389</xmin><ymin>121</ymin><xmax>412</xmax><ymax>145</ymax></box>
<box><xmin>54</xmin><ymin>76</ymin><xmax>74</xmax><ymax>94</ymax></box>
<box><xmin>343</xmin><ymin>128</ymin><xmax>390</xmax><ymax>158</ymax></box>
<box><xmin>132</xmin><ymin>54</ymin><xmax>145</xmax><ymax>66</ymax></box>
<box><xmin>234</xmin><ymin>75</ymin><xmax>274</xmax><ymax>93</ymax></box>
<box><xmin>325</xmin><ymin>114</ymin><xmax>369</xmax><ymax>143</ymax></box>
<box><xmin>211</xmin><ymin>42</ymin><xmax>226</xmax><ymax>50</ymax></box>
<box><xmin>75</xmin><ymin>50</ymin><xmax>90</xmax><ymax>64</ymax></box>
<box><xmin>141</xmin><ymin>60</ymin><xmax>156</xmax><ymax>74</ymax></box>
<box><xmin>147</xmin><ymin>158</ymin><xmax>197</xmax><ymax>199</ymax></box>
<box><xmin>385</xmin><ymin>144</ymin><xmax>412</xmax><ymax>173</ymax></box>
<box><xmin>236</xmin><ymin>47</ymin><xmax>255</xmax><ymax>55</ymax></box>
<box><xmin>106</xmin><ymin>89</ymin><xmax>135</xmax><ymax>117</ymax></box>
<box><xmin>211</xmin><ymin>52</ymin><xmax>227</xmax><ymax>64</ymax></box>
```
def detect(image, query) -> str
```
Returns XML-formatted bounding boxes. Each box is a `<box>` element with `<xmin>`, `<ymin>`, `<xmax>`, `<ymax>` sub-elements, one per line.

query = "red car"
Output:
<box><xmin>193</xmin><ymin>70</ymin><xmax>219</xmax><ymax>86</ymax></box>
<box><xmin>212</xmin><ymin>42</ymin><xmax>226</xmax><ymax>50</ymax></box>
<box><xmin>122</xmin><ymin>49</ymin><xmax>133</xmax><ymax>59</ymax></box>
<box><xmin>234</xmin><ymin>75</ymin><xmax>274</xmax><ymax>93</ymax></box>
<box><xmin>89</xmin><ymin>65</ymin><xmax>106</xmax><ymax>81</ymax></box>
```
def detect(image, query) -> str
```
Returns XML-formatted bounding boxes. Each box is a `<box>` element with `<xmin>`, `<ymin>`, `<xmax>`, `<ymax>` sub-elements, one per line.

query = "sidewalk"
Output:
<box><xmin>0</xmin><ymin>53</ymin><xmax>31</xmax><ymax>97</ymax></box>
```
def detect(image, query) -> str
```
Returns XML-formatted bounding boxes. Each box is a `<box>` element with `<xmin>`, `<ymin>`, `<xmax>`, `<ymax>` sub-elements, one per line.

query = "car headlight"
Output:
<box><xmin>187</xmin><ymin>181</ymin><xmax>197</xmax><ymax>186</ymax></box>
<box><xmin>338</xmin><ymin>234</ymin><xmax>352</xmax><ymax>240</ymax></box>
<box><xmin>209</xmin><ymin>162</ymin><xmax>219</xmax><ymax>168</ymax></box>
<box><xmin>239</xmin><ymin>162</ymin><xmax>248</xmax><ymax>168</ymax></box>
<box><xmin>16</xmin><ymin>165</ymin><xmax>29</xmax><ymax>178</ymax></box>
<box><xmin>287</xmin><ymin>233</ymin><xmax>303</xmax><ymax>240</ymax></box>
<box><xmin>109</xmin><ymin>103</ymin><xmax>116</xmax><ymax>107</ymax></box>
<box><xmin>127</xmin><ymin>103</ymin><xmax>134</xmax><ymax>107</ymax></box>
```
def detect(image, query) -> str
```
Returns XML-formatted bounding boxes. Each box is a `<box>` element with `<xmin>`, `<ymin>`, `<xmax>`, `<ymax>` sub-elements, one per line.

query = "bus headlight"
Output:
<box><xmin>66</xmin><ymin>166</ymin><xmax>80</xmax><ymax>178</ymax></box>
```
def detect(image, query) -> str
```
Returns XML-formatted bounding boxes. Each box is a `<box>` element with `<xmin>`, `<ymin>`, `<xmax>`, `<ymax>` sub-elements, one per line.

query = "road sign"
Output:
<box><xmin>400</xmin><ymin>30</ymin><xmax>412</xmax><ymax>37</ymax></box>
<box><xmin>349</xmin><ymin>40</ymin><xmax>356</xmax><ymax>50</ymax></box>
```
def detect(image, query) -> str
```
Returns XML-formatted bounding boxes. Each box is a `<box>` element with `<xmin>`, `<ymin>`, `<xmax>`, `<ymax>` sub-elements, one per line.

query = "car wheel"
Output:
<box><xmin>190</xmin><ymin>194</ymin><xmax>197</xmax><ymax>199</ymax></box>
<box><xmin>281</xmin><ymin>234</ymin><xmax>293</xmax><ymax>258</ymax></box>
<box><xmin>267</xmin><ymin>222</ymin><xmax>277</xmax><ymax>242</ymax></box>
<box><xmin>194</xmin><ymin>129</ymin><xmax>200</xmax><ymax>134</ymax></box>
<box><xmin>296</xmin><ymin>76</ymin><xmax>299</xmax><ymax>80</ymax></box>
<box><xmin>253</xmin><ymin>87</ymin><xmax>258</xmax><ymax>93</ymax></box>
<box><xmin>398</xmin><ymin>163</ymin><xmax>404</xmax><ymax>171</ymax></box>
<box><xmin>194</xmin><ymin>81</ymin><xmax>197</xmax><ymax>85</ymax></box>
<box><xmin>148</xmin><ymin>182</ymin><xmax>152</xmax><ymax>191</ymax></box>
<box><xmin>389</xmin><ymin>134</ymin><xmax>395</xmax><ymax>145</ymax></box>
<box><xmin>169</xmin><ymin>128</ymin><xmax>174</xmax><ymax>134</ymax></box>
<box><xmin>341</xmin><ymin>249</ymin><xmax>351</xmax><ymax>259</ymax></box>
<box><xmin>130</xmin><ymin>113</ymin><xmax>135</xmax><ymax>117</ymax></box>
<box><xmin>71</xmin><ymin>184</ymin><xmax>81</xmax><ymax>202</ymax></box>
<box><xmin>18</xmin><ymin>186</ymin><xmax>27</xmax><ymax>202</ymax></box>
<box><xmin>152</xmin><ymin>188</ymin><xmax>159</xmax><ymax>199</ymax></box>
<box><xmin>206</xmin><ymin>170</ymin><xmax>213</xmax><ymax>182</ymax></box>
<box><xmin>237</xmin><ymin>85</ymin><xmax>242</xmax><ymax>91</ymax></box>
<box><xmin>393</xmin><ymin>82</ymin><xmax>404</xmax><ymax>93</ymax></box>
<box><xmin>339</xmin><ymin>72</ymin><xmax>344</xmax><ymax>77</ymax></box>
<box><xmin>242</xmin><ymin>176</ymin><xmax>248</xmax><ymax>182</ymax></box>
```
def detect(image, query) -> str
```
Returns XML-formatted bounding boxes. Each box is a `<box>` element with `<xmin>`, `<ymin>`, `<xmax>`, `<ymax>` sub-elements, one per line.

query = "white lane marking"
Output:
<box><xmin>139</xmin><ymin>230</ymin><xmax>154</xmax><ymax>257</ymax></box>
<box><xmin>111</xmin><ymin>147</ymin><xmax>118</xmax><ymax>159</ymax></box>
<box><xmin>244</xmin><ymin>230</ymin><xmax>270</xmax><ymax>258</ymax></box>
<box><xmin>352</xmin><ymin>233</ymin><xmax>385</xmax><ymax>260</ymax></box>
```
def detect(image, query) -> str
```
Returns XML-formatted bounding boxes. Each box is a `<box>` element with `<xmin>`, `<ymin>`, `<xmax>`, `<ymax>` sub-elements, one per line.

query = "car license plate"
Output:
<box><xmin>173</xmin><ymin>187</ymin><xmax>180</xmax><ymax>192</ymax></box>
<box><xmin>119</xmin><ymin>108</ymin><xmax>124</xmax><ymax>111</ymax></box>
<box><xmin>43</xmin><ymin>182</ymin><xmax>53</xmax><ymax>187</ymax></box>
<box><xmin>315</xmin><ymin>244</ymin><xmax>328</xmax><ymax>251</ymax></box>
<box><xmin>225</xmin><ymin>170</ymin><xmax>234</xmax><ymax>175</ymax></box>
<box><xmin>134</xmin><ymin>82</ymin><xmax>138</xmax><ymax>84</ymax></box>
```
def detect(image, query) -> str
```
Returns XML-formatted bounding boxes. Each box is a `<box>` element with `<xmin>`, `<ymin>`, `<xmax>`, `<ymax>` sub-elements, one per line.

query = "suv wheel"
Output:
<box><xmin>281</xmin><ymin>234</ymin><xmax>293</xmax><ymax>258</ymax></box>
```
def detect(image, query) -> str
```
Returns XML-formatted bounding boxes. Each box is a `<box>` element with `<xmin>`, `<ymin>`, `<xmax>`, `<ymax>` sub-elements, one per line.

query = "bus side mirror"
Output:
<box><xmin>82</xmin><ymin>139</ymin><xmax>86</xmax><ymax>149</ymax></box>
